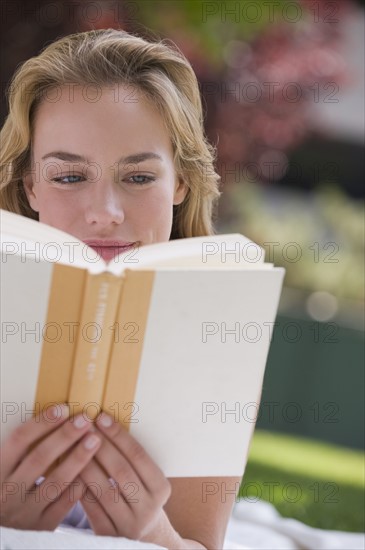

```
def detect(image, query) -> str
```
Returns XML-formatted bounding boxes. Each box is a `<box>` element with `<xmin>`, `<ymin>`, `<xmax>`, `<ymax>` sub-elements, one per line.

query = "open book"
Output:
<box><xmin>0</xmin><ymin>209</ymin><xmax>285</xmax><ymax>477</ymax></box>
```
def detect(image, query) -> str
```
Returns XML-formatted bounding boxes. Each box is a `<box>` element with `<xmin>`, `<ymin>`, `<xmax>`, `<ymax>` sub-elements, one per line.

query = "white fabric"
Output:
<box><xmin>1</xmin><ymin>499</ymin><xmax>364</xmax><ymax>550</ymax></box>
<box><xmin>0</xmin><ymin>525</ymin><xmax>166</xmax><ymax>550</ymax></box>
<box><xmin>225</xmin><ymin>499</ymin><xmax>365</xmax><ymax>549</ymax></box>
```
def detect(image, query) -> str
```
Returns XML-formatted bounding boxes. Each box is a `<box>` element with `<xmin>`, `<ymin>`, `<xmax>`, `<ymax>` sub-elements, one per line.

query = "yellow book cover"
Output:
<box><xmin>1</xmin><ymin>209</ymin><xmax>285</xmax><ymax>477</ymax></box>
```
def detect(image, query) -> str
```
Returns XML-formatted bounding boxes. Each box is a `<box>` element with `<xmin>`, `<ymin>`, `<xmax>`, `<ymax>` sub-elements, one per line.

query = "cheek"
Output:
<box><xmin>142</xmin><ymin>197</ymin><xmax>172</xmax><ymax>220</ymax></box>
<box><xmin>138</xmin><ymin>189</ymin><xmax>175</xmax><ymax>236</ymax></box>
<box><xmin>37</xmin><ymin>190</ymin><xmax>79</xmax><ymax>230</ymax></box>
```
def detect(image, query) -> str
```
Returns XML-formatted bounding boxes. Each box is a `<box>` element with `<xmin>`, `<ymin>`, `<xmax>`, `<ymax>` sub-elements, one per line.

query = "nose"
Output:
<box><xmin>85</xmin><ymin>180</ymin><xmax>124</xmax><ymax>227</ymax></box>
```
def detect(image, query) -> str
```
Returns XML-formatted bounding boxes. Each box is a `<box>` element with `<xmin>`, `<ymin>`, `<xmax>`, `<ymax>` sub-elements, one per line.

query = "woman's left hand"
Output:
<box><xmin>78</xmin><ymin>412</ymin><xmax>174</xmax><ymax>542</ymax></box>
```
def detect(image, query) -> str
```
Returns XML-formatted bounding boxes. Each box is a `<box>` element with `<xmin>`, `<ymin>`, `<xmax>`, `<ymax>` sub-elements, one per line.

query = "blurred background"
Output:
<box><xmin>1</xmin><ymin>0</ymin><xmax>364</xmax><ymax>532</ymax></box>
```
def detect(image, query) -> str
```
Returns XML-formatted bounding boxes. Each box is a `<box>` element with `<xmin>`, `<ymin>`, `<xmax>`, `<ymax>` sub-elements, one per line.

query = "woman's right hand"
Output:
<box><xmin>0</xmin><ymin>403</ymin><xmax>101</xmax><ymax>530</ymax></box>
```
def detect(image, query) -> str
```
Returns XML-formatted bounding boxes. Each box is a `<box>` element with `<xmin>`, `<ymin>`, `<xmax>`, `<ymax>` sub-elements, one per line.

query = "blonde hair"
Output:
<box><xmin>0</xmin><ymin>28</ymin><xmax>221</xmax><ymax>238</ymax></box>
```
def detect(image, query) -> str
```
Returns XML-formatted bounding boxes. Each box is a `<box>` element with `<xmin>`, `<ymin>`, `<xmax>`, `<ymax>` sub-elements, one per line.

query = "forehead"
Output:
<box><xmin>32</xmin><ymin>85</ymin><xmax>173</xmax><ymax>159</ymax></box>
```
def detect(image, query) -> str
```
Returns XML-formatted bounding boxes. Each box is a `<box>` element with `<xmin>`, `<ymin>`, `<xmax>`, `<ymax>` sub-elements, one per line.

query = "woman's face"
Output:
<box><xmin>24</xmin><ymin>85</ymin><xmax>188</xmax><ymax>261</ymax></box>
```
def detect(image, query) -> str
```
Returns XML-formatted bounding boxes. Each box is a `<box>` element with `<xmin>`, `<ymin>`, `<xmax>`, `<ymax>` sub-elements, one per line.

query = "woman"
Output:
<box><xmin>0</xmin><ymin>29</ymin><xmax>241</xmax><ymax>549</ymax></box>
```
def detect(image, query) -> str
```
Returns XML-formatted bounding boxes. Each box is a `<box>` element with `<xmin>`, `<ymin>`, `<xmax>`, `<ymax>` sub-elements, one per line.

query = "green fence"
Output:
<box><xmin>256</xmin><ymin>315</ymin><xmax>365</xmax><ymax>450</ymax></box>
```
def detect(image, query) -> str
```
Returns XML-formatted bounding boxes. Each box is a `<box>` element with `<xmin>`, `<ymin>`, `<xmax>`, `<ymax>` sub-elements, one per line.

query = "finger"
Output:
<box><xmin>79</xmin><ymin>455</ymin><xmax>132</xmax><ymax>513</ymax></box>
<box><xmin>40</xmin><ymin>475</ymin><xmax>86</xmax><ymax>530</ymax></box>
<box><xmin>4</xmin><ymin>431</ymin><xmax>100</xmax><ymax>527</ymax></box>
<box><xmin>10</xmin><ymin>413</ymin><xmax>95</xmax><ymax>491</ymax></box>
<box><xmin>1</xmin><ymin>403</ymin><xmax>70</xmax><ymax>480</ymax></box>
<box><xmin>40</xmin><ymin>431</ymin><xmax>101</xmax><ymax>513</ymax></box>
<box><xmin>78</xmin><ymin>475</ymin><xmax>117</xmax><ymax>536</ymax></box>
<box><xmin>96</xmin><ymin>413</ymin><xmax>169</xmax><ymax>496</ymax></box>
<box><xmin>95</xmin><ymin>431</ymin><xmax>142</xmax><ymax>494</ymax></box>
<box><xmin>1</xmin><ymin>472</ymin><xmax>82</xmax><ymax>531</ymax></box>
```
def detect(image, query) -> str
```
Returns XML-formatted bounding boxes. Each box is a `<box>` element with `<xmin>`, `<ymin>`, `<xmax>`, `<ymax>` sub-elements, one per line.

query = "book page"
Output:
<box><xmin>1</xmin><ymin>210</ymin><xmax>266</xmax><ymax>275</ymax></box>
<box><xmin>106</xmin><ymin>267</ymin><xmax>285</xmax><ymax>477</ymax></box>
<box><xmin>108</xmin><ymin>234</ymin><xmax>266</xmax><ymax>275</ymax></box>
<box><xmin>0</xmin><ymin>254</ymin><xmax>54</xmax><ymax>441</ymax></box>
<box><xmin>0</xmin><ymin>210</ymin><xmax>105</xmax><ymax>273</ymax></box>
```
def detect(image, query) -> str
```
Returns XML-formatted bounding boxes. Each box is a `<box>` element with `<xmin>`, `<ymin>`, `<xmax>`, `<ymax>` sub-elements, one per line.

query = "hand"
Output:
<box><xmin>78</xmin><ymin>412</ymin><xmax>172</xmax><ymax>541</ymax></box>
<box><xmin>0</xmin><ymin>404</ymin><xmax>101</xmax><ymax>530</ymax></box>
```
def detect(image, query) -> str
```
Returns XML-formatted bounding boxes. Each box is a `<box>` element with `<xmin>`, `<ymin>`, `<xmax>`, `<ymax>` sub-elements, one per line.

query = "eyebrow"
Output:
<box><xmin>41</xmin><ymin>151</ymin><xmax>163</xmax><ymax>164</ymax></box>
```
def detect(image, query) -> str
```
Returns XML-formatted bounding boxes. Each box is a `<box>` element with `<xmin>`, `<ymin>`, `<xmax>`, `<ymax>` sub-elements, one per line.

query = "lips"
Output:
<box><xmin>84</xmin><ymin>240</ymin><xmax>137</xmax><ymax>262</ymax></box>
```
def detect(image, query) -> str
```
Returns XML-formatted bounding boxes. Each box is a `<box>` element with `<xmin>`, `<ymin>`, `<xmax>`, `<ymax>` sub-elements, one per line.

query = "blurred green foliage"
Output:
<box><xmin>133</xmin><ymin>0</ymin><xmax>289</xmax><ymax>67</ymax></box>
<box><xmin>218</xmin><ymin>182</ymin><xmax>364</xmax><ymax>301</ymax></box>
<box><xmin>132</xmin><ymin>0</ymin><xmax>364</xmax><ymax>302</ymax></box>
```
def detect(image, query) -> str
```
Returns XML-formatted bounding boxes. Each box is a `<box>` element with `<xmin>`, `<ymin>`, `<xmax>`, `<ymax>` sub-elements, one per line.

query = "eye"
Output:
<box><xmin>126</xmin><ymin>175</ymin><xmax>155</xmax><ymax>185</ymax></box>
<box><xmin>52</xmin><ymin>175</ymin><xmax>84</xmax><ymax>184</ymax></box>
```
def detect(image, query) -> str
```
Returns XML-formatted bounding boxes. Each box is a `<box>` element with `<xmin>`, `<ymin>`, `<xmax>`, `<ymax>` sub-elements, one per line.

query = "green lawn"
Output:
<box><xmin>240</xmin><ymin>430</ymin><xmax>365</xmax><ymax>533</ymax></box>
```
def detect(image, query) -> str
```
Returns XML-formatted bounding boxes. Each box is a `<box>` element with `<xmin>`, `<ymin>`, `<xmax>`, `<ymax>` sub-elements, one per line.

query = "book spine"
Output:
<box><xmin>31</xmin><ymin>263</ymin><xmax>87</xmax><ymax>473</ymax></box>
<box><xmin>34</xmin><ymin>264</ymin><xmax>87</xmax><ymax>413</ymax></box>
<box><xmin>102</xmin><ymin>270</ymin><xmax>155</xmax><ymax>429</ymax></box>
<box><xmin>68</xmin><ymin>272</ymin><xmax>123</xmax><ymax>419</ymax></box>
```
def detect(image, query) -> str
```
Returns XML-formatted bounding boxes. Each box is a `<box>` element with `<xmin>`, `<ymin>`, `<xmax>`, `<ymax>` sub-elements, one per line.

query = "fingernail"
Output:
<box><xmin>97</xmin><ymin>413</ymin><xmax>113</xmax><ymax>428</ymax></box>
<box><xmin>73</xmin><ymin>414</ymin><xmax>89</xmax><ymax>429</ymax></box>
<box><xmin>49</xmin><ymin>403</ymin><xmax>69</xmax><ymax>420</ymax></box>
<box><xmin>84</xmin><ymin>434</ymin><xmax>100</xmax><ymax>450</ymax></box>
